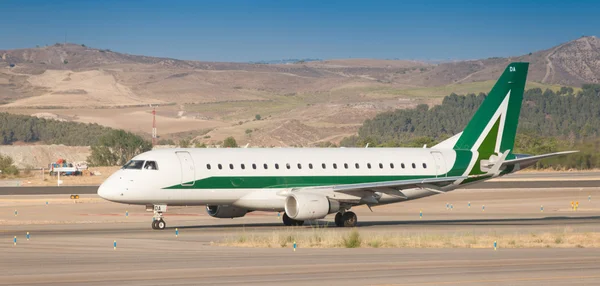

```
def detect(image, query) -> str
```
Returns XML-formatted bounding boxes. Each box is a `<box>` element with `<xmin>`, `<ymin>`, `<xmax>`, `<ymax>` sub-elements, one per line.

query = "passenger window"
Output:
<box><xmin>412</xmin><ymin>163</ymin><xmax>416</xmax><ymax>169</ymax></box>
<box><xmin>206</xmin><ymin>164</ymin><xmax>211</xmax><ymax>170</ymax></box>
<box><xmin>390</xmin><ymin>163</ymin><xmax>395</xmax><ymax>169</ymax></box>
<box><xmin>344</xmin><ymin>163</ymin><xmax>348</xmax><ymax>169</ymax></box>
<box><xmin>322</xmin><ymin>163</ymin><xmax>326</xmax><ymax>169</ymax></box>
<box><xmin>275</xmin><ymin>163</ymin><xmax>280</xmax><ymax>169</ymax></box>
<box><xmin>241</xmin><ymin>164</ymin><xmax>245</xmax><ymax>170</ymax></box>
<box><xmin>309</xmin><ymin>163</ymin><xmax>313</xmax><ymax>169</ymax></box>
<box><xmin>286</xmin><ymin>163</ymin><xmax>291</xmax><ymax>169</ymax></box>
<box><xmin>423</xmin><ymin>163</ymin><xmax>427</xmax><ymax>168</ymax></box>
<box><xmin>379</xmin><ymin>163</ymin><xmax>383</xmax><ymax>169</ymax></box>
<box><xmin>297</xmin><ymin>163</ymin><xmax>302</xmax><ymax>169</ymax></box>
<box><xmin>229</xmin><ymin>164</ymin><xmax>234</xmax><ymax>170</ymax></box>
<box><xmin>252</xmin><ymin>164</ymin><xmax>257</xmax><ymax>170</ymax></box>
<box><xmin>264</xmin><ymin>163</ymin><xmax>268</xmax><ymax>169</ymax></box>
<box><xmin>355</xmin><ymin>163</ymin><xmax>360</xmax><ymax>169</ymax></box>
<box><xmin>367</xmin><ymin>163</ymin><xmax>371</xmax><ymax>169</ymax></box>
<box><xmin>333</xmin><ymin>163</ymin><xmax>337</xmax><ymax>169</ymax></box>
<box><xmin>123</xmin><ymin>160</ymin><xmax>144</xmax><ymax>170</ymax></box>
<box><xmin>218</xmin><ymin>164</ymin><xmax>223</xmax><ymax>170</ymax></box>
<box><xmin>401</xmin><ymin>163</ymin><xmax>405</xmax><ymax>169</ymax></box>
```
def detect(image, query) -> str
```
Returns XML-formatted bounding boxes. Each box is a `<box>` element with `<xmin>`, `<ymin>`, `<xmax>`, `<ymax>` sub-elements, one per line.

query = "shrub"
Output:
<box><xmin>343</xmin><ymin>229</ymin><xmax>361</xmax><ymax>248</ymax></box>
<box><xmin>0</xmin><ymin>154</ymin><xmax>18</xmax><ymax>175</ymax></box>
<box><xmin>223</xmin><ymin>137</ymin><xmax>238</xmax><ymax>148</ymax></box>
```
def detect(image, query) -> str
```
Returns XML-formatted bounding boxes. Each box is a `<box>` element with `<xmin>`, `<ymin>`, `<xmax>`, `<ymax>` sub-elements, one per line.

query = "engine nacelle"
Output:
<box><xmin>206</xmin><ymin>205</ymin><xmax>248</xmax><ymax>218</ymax></box>
<box><xmin>285</xmin><ymin>193</ymin><xmax>340</xmax><ymax>220</ymax></box>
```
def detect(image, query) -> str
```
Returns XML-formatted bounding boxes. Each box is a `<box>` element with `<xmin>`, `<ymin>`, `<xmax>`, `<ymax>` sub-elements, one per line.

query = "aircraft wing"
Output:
<box><xmin>304</xmin><ymin>176</ymin><xmax>466</xmax><ymax>199</ymax></box>
<box><xmin>501</xmin><ymin>151</ymin><xmax>578</xmax><ymax>168</ymax></box>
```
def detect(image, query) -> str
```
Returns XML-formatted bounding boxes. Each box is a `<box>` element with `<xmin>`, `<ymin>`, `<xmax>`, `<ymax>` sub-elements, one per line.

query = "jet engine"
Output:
<box><xmin>284</xmin><ymin>193</ymin><xmax>340</xmax><ymax>220</ymax></box>
<box><xmin>206</xmin><ymin>205</ymin><xmax>248</xmax><ymax>218</ymax></box>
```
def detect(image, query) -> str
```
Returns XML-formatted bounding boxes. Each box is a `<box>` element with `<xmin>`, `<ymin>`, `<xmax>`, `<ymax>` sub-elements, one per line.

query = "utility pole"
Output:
<box><xmin>152</xmin><ymin>107</ymin><xmax>157</xmax><ymax>146</ymax></box>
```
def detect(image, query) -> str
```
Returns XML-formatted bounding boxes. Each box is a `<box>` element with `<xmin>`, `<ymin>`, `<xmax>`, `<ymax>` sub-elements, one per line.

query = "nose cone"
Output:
<box><xmin>97</xmin><ymin>182</ymin><xmax>109</xmax><ymax>200</ymax></box>
<box><xmin>97</xmin><ymin>181</ymin><xmax>114</xmax><ymax>201</ymax></box>
<box><xmin>98</xmin><ymin>174</ymin><xmax>120</xmax><ymax>202</ymax></box>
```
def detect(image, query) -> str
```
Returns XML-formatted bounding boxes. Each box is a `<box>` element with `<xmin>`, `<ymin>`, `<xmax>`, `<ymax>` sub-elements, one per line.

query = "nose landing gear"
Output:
<box><xmin>152</xmin><ymin>218</ymin><xmax>166</xmax><ymax>230</ymax></box>
<box><xmin>151</xmin><ymin>204</ymin><xmax>167</xmax><ymax>230</ymax></box>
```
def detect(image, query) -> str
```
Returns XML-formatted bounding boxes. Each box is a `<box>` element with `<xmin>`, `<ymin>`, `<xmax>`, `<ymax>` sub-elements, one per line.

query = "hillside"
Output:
<box><xmin>0</xmin><ymin>37</ymin><xmax>599</xmax><ymax>147</ymax></box>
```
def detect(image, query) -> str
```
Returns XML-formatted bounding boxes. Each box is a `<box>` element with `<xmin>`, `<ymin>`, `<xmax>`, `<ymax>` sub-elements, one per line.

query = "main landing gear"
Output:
<box><xmin>280</xmin><ymin>211</ymin><xmax>357</xmax><ymax>227</ymax></box>
<box><xmin>282</xmin><ymin>212</ymin><xmax>304</xmax><ymax>226</ymax></box>
<box><xmin>151</xmin><ymin>204</ymin><xmax>167</xmax><ymax>230</ymax></box>
<box><xmin>334</xmin><ymin>211</ymin><xmax>357</xmax><ymax>227</ymax></box>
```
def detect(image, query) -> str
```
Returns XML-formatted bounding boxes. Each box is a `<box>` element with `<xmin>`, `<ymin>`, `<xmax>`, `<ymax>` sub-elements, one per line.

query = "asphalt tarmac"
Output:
<box><xmin>1</xmin><ymin>172</ymin><xmax>599</xmax><ymax>285</ymax></box>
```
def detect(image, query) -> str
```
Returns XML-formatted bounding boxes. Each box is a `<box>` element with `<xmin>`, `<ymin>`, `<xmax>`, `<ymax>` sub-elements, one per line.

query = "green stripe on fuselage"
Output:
<box><xmin>166</xmin><ymin>175</ymin><xmax>433</xmax><ymax>189</ymax></box>
<box><xmin>164</xmin><ymin>150</ymin><xmax>477</xmax><ymax>190</ymax></box>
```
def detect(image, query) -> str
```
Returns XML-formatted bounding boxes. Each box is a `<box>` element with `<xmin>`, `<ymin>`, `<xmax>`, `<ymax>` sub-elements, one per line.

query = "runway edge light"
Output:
<box><xmin>113</xmin><ymin>240</ymin><xmax>117</xmax><ymax>250</ymax></box>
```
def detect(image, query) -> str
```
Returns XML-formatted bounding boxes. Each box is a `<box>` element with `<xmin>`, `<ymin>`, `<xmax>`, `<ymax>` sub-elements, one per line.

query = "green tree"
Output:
<box><xmin>222</xmin><ymin>136</ymin><xmax>238</xmax><ymax>148</ymax></box>
<box><xmin>88</xmin><ymin>130</ymin><xmax>152</xmax><ymax>166</ymax></box>
<box><xmin>0</xmin><ymin>154</ymin><xmax>18</xmax><ymax>176</ymax></box>
<box><xmin>157</xmin><ymin>138</ymin><xmax>176</xmax><ymax>145</ymax></box>
<box><xmin>178</xmin><ymin>138</ymin><xmax>191</xmax><ymax>148</ymax></box>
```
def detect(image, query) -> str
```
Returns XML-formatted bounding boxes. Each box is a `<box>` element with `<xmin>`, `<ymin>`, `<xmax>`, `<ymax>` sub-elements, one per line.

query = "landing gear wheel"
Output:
<box><xmin>156</xmin><ymin>219</ymin><xmax>166</xmax><ymax>230</ymax></box>
<box><xmin>152</xmin><ymin>219</ymin><xmax>166</xmax><ymax>230</ymax></box>
<box><xmin>342</xmin><ymin>211</ymin><xmax>357</xmax><ymax>227</ymax></box>
<box><xmin>334</xmin><ymin>212</ymin><xmax>344</xmax><ymax>227</ymax></box>
<box><xmin>282</xmin><ymin>213</ymin><xmax>304</xmax><ymax>226</ymax></box>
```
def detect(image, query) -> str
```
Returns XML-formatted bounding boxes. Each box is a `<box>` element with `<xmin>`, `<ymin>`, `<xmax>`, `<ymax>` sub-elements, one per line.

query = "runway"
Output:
<box><xmin>1</xmin><ymin>173</ymin><xmax>599</xmax><ymax>285</ymax></box>
<box><xmin>3</xmin><ymin>243</ymin><xmax>600</xmax><ymax>285</ymax></box>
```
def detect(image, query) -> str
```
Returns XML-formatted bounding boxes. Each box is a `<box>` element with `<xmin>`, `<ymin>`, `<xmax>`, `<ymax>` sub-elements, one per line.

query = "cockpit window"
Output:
<box><xmin>144</xmin><ymin>161</ymin><xmax>158</xmax><ymax>170</ymax></box>
<box><xmin>122</xmin><ymin>160</ymin><xmax>145</xmax><ymax>170</ymax></box>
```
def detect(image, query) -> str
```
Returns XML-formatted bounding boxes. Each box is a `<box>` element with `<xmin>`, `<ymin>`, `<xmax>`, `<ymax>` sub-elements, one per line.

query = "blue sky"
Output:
<box><xmin>0</xmin><ymin>0</ymin><xmax>598</xmax><ymax>62</ymax></box>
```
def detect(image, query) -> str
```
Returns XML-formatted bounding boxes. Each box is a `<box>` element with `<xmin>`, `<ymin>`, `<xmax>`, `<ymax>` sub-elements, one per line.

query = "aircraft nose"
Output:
<box><xmin>97</xmin><ymin>182</ymin><xmax>111</xmax><ymax>200</ymax></box>
<box><xmin>98</xmin><ymin>179</ymin><xmax>119</xmax><ymax>201</ymax></box>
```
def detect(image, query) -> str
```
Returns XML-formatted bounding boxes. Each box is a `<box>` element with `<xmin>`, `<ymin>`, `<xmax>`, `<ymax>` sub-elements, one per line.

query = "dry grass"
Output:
<box><xmin>219</xmin><ymin>227</ymin><xmax>600</xmax><ymax>249</ymax></box>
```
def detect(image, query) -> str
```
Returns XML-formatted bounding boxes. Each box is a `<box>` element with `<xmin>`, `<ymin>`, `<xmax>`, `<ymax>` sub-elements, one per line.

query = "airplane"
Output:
<box><xmin>98</xmin><ymin>62</ymin><xmax>576</xmax><ymax>230</ymax></box>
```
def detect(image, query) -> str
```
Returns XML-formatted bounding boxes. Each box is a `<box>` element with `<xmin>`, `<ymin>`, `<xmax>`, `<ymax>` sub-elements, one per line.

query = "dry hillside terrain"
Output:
<box><xmin>0</xmin><ymin>36</ymin><xmax>599</xmax><ymax>147</ymax></box>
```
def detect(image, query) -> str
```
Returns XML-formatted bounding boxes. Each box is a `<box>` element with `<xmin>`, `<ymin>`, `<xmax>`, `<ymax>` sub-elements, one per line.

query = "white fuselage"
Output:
<box><xmin>97</xmin><ymin>147</ymin><xmax>473</xmax><ymax>211</ymax></box>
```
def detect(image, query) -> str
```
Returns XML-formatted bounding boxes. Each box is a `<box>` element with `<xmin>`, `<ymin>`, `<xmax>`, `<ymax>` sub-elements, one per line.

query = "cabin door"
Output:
<box><xmin>175</xmin><ymin>151</ymin><xmax>195</xmax><ymax>186</ymax></box>
<box><xmin>430</xmin><ymin>151</ymin><xmax>447</xmax><ymax>177</ymax></box>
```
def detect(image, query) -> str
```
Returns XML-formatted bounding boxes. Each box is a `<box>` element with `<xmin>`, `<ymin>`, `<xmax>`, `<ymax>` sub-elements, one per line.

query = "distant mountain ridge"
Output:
<box><xmin>0</xmin><ymin>36</ymin><xmax>599</xmax><ymax>147</ymax></box>
<box><xmin>249</xmin><ymin>58</ymin><xmax>322</xmax><ymax>64</ymax></box>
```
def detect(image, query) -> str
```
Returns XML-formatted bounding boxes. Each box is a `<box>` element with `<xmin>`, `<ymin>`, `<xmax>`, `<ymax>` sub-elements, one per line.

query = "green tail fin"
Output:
<box><xmin>453</xmin><ymin>62</ymin><xmax>529</xmax><ymax>154</ymax></box>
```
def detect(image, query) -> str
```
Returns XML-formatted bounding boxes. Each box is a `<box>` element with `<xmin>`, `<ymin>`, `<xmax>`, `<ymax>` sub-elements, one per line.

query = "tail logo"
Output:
<box><xmin>466</xmin><ymin>90</ymin><xmax>511</xmax><ymax>175</ymax></box>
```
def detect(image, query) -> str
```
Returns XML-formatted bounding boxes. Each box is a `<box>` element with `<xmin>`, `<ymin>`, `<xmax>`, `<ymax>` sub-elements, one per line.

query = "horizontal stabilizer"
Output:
<box><xmin>502</xmin><ymin>151</ymin><xmax>578</xmax><ymax>168</ymax></box>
